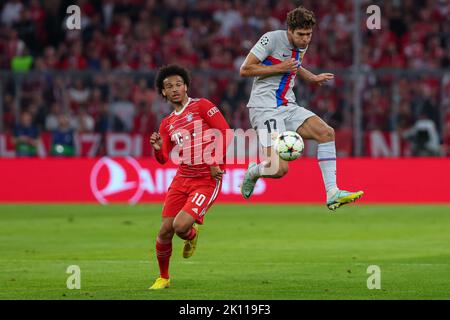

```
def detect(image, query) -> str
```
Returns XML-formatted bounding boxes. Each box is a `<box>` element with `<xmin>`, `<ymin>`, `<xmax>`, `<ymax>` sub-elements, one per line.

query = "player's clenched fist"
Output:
<box><xmin>150</xmin><ymin>132</ymin><xmax>163</xmax><ymax>150</ymax></box>
<box><xmin>277</xmin><ymin>58</ymin><xmax>299</xmax><ymax>73</ymax></box>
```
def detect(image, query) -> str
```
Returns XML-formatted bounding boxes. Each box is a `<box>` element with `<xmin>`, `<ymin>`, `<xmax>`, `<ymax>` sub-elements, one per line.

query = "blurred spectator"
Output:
<box><xmin>45</xmin><ymin>102</ymin><xmax>63</xmax><ymax>132</ymax></box>
<box><xmin>28</xmin><ymin>0</ymin><xmax>46</xmax><ymax>47</ymax></box>
<box><xmin>110</xmin><ymin>90</ymin><xmax>135</xmax><ymax>132</ymax></box>
<box><xmin>13</xmin><ymin>111</ymin><xmax>39</xmax><ymax>157</ymax></box>
<box><xmin>2</xmin><ymin>94</ymin><xmax>16</xmax><ymax>132</ymax></box>
<box><xmin>95</xmin><ymin>103</ymin><xmax>125</xmax><ymax>133</ymax></box>
<box><xmin>220</xmin><ymin>80</ymin><xmax>244</xmax><ymax>113</ymax></box>
<box><xmin>4</xmin><ymin>29</ymin><xmax>26</xmax><ymax>68</ymax></box>
<box><xmin>219</xmin><ymin>101</ymin><xmax>233</xmax><ymax>126</ymax></box>
<box><xmin>102</xmin><ymin>0</ymin><xmax>114</xmax><ymax>29</ymax></box>
<box><xmin>443</xmin><ymin>105</ymin><xmax>450</xmax><ymax>156</ymax></box>
<box><xmin>232</xmin><ymin>101</ymin><xmax>250</xmax><ymax>130</ymax></box>
<box><xmin>310</xmin><ymin>86</ymin><xmax>338</xmax><ymax>124</ymax></box>
<box><xmin>10</xmin><ymin>45</ymin><xmax>33</xmax><ymax>72</ymax></box>
<box><xmin>29</xmin><ymin>92</ymin><xmax>47</xmax><ymax>131</ymax></box>
<box><xmin>50</xmin><ymin>114</ymin><xmax>75</xmax><ymax>157</ymax></box>
<box><xmin>363</xmin><ymin>88</ymin><xmax>390</xmax><ymax>131</ymax></box>
<box><xmin>68</xmin><ymin>79</ymin><xmax>91</xmax><ymax>110</ymax></box>
<box><xmin>404</xmin><ymin>112</ymin><xmax>441</xmax><ymax>157</ymax></box>
<box><xmin>85</xmin><ymin>87</ymin><xmax>104</xmax><ymax>120</ymax></box>
<box><xmin>213</xmin><ymin>0</ymin><xmax>243</xmax><ymax>37</ymax></box>
<box><xmin>73</xmin><ymin>105</ymin><xmax>95</xmax><ymax>133</ymax></box>
<box><xmin>59</xmin><ymin>40</ymin><xmax>87</xmax><ymax>70</ymax></box>
<box><xmin>43</xmin><ymin>46</ymin><xmax>58</xmax><ymax>69</ymax></box>
<box><xmin>396</xmin><ymin>101</ymin><xmax>414</xmax><ymax>131</ymax></box>
<box><xmin>132</xmin><ymin>78</ymin><xmax>156</xmax><ymax>106</ymax></box>
<box><xmin>151</xmin><ymin>94</ymin><xmax>172</xmax><ymax>123</ymax></box>
<box><xmin>444</xmin><ymin>120</ymin><xmax>450</xmax><ymax>156</ymax></box>
<box><xmin>1</xmin><ymin>0</ymin><xmax>23</xmax><ymax>27</ymax></box>
<box><xmin>13</xmin><ymin>8</ymin><xmax>37</xmax><ymax>52</ymax></box>
<box><xmin>410</xmin><ymin>83</ymin><xmax>441</xmax><ymax>131</ymax></box>
<box><xmin>132</xmin><ymin>102</ymin><xmax>156</xmax><ymax>135</ymax></box>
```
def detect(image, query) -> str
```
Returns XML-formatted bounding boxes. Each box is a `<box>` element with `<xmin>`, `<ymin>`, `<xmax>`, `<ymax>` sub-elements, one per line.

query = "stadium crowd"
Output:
<box><xmin>0</xmin><ymin>0</ymin><xmax>449</xmax><ymax>156</ymax></box>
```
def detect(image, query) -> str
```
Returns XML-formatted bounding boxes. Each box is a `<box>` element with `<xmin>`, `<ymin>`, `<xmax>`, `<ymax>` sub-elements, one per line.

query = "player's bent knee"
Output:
<box><xmin>158</xmin><ymin>229</ymin><xmax>174</xmax><ymax>242</ymax></box>
<box><xmin>172</xmin><ymin>220</ymin><xmax>191</xmax><ymax>236</ymax></box>
<box><xmin>318</xmin><ymin>126</ymin><xmax>335</xmax><ymax>142</ymax></box>
<box><xmin>158</xmin><ymin>224</ymin><xmax>174</xmax><ymax>241</ymax></box>
<box><xmin>328</xmin><ymin>126</ymin><xmax>335</xmax><ymax>139</ymax></box>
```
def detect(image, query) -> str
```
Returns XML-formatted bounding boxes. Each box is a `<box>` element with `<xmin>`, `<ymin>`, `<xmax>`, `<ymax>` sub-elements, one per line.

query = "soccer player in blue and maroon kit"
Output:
<box><xmin>149</xmin><ymin>65</ymin><xmax>231</xmax><ymax>289</ymax></box>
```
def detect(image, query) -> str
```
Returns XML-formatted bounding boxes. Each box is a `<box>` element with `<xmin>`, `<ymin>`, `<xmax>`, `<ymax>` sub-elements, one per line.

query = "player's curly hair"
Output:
<box><xmin>155</xmin><ymin>64</ymin><xmax>190</xmax><ymax>97</ymax></box>
<box><xmin>286</xmin><ymin>6</ymin><xmax>316</xmax><ymax>30</ymax></box>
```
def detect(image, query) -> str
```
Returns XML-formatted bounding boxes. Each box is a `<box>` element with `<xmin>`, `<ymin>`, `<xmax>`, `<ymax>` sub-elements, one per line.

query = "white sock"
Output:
<box><xmin>317</xmin><ymin>141</ymin><xmax>338</xmax><ymax>198</ymax></box>
<box><xmin>248</xmin><ymin>160</ymin><xmax>268</xmax><ymax>180</ymax></box>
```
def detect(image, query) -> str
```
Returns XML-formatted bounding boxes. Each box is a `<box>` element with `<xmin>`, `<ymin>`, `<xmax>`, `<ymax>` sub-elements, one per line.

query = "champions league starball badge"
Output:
<box><xmin>260</xmin><ymin>36</ymin><xmax>269</xmax><ymax>46</ymax></box>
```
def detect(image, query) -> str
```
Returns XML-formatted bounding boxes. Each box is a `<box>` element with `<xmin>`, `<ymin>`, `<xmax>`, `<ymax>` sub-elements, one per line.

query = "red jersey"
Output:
<box><xmin>154</xmin><ymin>97</ymin><xmax>231</xmax><ymax>178</ymax></box>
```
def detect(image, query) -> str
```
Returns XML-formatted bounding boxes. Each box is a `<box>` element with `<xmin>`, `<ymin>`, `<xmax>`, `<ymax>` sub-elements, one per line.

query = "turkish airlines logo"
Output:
<box><xmin>90</xmin><ymin>157</ymin><xmax>144</xmax><ymax>204</ymax></box>
<box><xmin>90</xmin><ymin>157</ymin><xmax>266</xmax><ymax>204</ymax></box>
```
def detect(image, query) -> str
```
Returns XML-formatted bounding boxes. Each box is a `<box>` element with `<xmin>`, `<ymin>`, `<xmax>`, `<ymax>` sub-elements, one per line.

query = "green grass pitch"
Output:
<box><xmin>1</xmin><ymin>204</ymin><xmax>450</xmax><ymax>300</ymax></box>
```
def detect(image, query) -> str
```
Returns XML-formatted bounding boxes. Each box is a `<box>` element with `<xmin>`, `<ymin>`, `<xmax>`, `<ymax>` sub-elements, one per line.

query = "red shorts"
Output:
<box><xmin>162</xmin><ymin>175</ymin><xmax>222</xmax><ymax>224</ymax></box>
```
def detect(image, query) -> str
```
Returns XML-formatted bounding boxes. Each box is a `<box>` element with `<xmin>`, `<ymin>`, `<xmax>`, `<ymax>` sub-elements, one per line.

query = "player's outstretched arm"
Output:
<box><xmin>298</xmin><ymin>66</ymin><xmax>334</xmax><ymax>85</ymax></box>
<box><xmin>240</xmin><ymin>53</ymin><xmax>298</xmax><ymax>77</ymax></box>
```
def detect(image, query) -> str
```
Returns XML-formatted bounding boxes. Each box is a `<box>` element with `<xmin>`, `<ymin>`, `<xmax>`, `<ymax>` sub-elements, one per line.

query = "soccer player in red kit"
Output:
<box><xmin>149</xmin><ymin>65</ymin><xmax>231</xmax><ymax>289</ymax></box>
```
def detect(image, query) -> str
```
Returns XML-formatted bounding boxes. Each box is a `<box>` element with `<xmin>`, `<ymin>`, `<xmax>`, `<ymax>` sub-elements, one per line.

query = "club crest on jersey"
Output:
<box><xmin>186</xmin><ymin>113</ymin><xmax>194</xmax><ymax>122</ymax></box>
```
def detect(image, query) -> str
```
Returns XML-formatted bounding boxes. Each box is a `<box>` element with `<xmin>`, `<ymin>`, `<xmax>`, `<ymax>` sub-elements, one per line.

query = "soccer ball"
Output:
<box><xmin>274</xmin><ymin>131</ymin><xmax>304</xmax><ymax>161</ymax></box>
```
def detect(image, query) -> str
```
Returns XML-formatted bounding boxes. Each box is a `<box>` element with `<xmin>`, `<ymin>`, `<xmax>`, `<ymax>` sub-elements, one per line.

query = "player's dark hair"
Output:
<box><xmin>155</xmin><ymin>64</ymin><xmax>190</xmax><ymax>97</ymax></box>
<box><xmin>286</xmin><ymin>6</ymin><xmax>316</xmax><ymax>30</ymax></box>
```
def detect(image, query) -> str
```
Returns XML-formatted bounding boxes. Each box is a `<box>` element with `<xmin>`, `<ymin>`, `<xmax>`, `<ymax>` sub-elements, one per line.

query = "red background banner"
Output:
<box><xmin>0</xmin><ymin>158</ymin><xmax>449</xmax><ymax>204</ymax></box>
